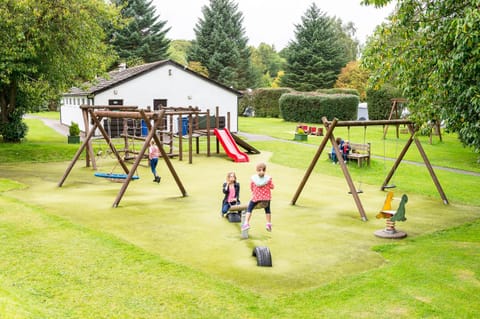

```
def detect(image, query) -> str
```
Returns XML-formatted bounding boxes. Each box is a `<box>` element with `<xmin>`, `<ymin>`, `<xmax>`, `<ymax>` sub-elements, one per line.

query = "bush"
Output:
<box><xmin>366</xmin><ymin>85</ymin><xmax>402</xmax><ymax>120</ymax></box>
<box><xmin>69</xmin><ymin>122</ymin><xmax>80</xmax><ymax>136</ymax></box>
<box><xmin>316</xmin><ymin>88</ymin><xmax>360</xmax><ymax>96</ymax></box>
<box><xmin>0</xmin><ymin>109</ymin><xmax>29</xmax><ymax>142</ymax></box>
<box><xmin>239</xmin><ymin>88</ymin><xmax>294</xmax><ymax>118</ymax></box>
<box><xmin>279</xmin><ymin>92</ymin><xmax>359</xmax><ymax>123</ymax></box>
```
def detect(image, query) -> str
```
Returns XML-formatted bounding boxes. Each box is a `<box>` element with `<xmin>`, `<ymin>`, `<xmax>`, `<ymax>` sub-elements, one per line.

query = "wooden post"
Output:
<box><xmin>215</xmin><ymin>106</ymin><xmax>220</xmax><ymax>154</ymax></box>
<box><xmin>141</xmin><ymin>111</ymin><xmax>187</xmax><ymax>198</ymax></box>
<box><xmin>81</xmin><ymin>107</ymin><xmax>95</xmax><ymax>169</ymax></box>
<box><xmin>178</xmin><ymin>113</ymin><xmax>183</xmax><ymax>161</ymax></box>
<box><xmin>188</xmin><ymin>113</ymin><xmax>193</xmax><ymax>164</ymax></box>
<box><xmin>206</xmin><ymin>109</ymin><xmax>211</xmax><ymax>157</ymax></box>
<box><xmin>58</xmin><ymin>121</ymin><xmax>99</xmax><ymax>187</ymax></box>
<box><xmin>90</xmin><ymin>111</ymin><xmax>130</xmax><ymax>175</ymax></box>
<box><xmin>291</xmin><ymin>118</ymin><xmax>337</xmax><ymax>206</ymax></box>
<box><xmin>409</xmin><ymin>124</ymin><xmax>449</xmax><ymax>204</ymax></box>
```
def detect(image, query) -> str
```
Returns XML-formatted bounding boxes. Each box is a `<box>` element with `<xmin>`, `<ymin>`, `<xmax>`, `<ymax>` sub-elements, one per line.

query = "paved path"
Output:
<box><xmin>237</xmin><ymin>131</ymin><xmax>480</xmax><ymax>177</ymax></box>
<box><xmin>25</xmin><ymin>114</ymin><xmax>83</xmax><ymax>141</ymax></box>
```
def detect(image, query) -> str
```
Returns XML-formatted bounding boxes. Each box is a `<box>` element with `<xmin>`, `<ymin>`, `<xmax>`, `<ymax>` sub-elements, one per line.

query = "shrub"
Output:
<box><xmin>69</xmin><ymin>122</ymin><xmax>80</xmax><ymax>136</ymax></box>
<box><xmin>239</xmin><ymin>88</ymin><xmax>294</xmax><ymax>118</ymax></box>
<box><xmin>279</xmin><ymin>92</ymin><xmax>359</xmax><ymax>123</ymax></box>
<box><xmin>0</xmin><ymin>109</ymin><xmax>29</xmax><ymax>142</ymax></box>
<box><xmin>316</xmin><ymin>88</ymin><xmax>360</xmax><ymax>96</ymax></box>
<box><xmin>366</xmin><ymin>85</ymin><xmax>402</xmax><ymax>120</ymax></box>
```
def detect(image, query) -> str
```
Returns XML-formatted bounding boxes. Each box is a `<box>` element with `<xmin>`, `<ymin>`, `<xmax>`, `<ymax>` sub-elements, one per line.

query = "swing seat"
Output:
<box><xmin>94</xmin><ymin>172</ymin><xmax>139</xmax><ymax>180</ymax></box>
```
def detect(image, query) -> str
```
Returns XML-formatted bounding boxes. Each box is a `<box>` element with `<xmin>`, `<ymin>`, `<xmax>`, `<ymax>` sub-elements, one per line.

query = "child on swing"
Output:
<box><xmin>242</xmin><ymin>162</ymin><xmax>275</xmax><ymax>232</ymax></box>
<box><xmin>221</xmin><ymin>172</ymin><xmax>240</xmax><ymax>216</ymax></box>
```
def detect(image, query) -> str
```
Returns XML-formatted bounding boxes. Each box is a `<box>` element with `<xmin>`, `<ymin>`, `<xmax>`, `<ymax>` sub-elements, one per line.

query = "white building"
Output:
<box><xmin>60</xmin><ymin>60</ymin><xmax>242</xmax><ymax>133</ymax></box>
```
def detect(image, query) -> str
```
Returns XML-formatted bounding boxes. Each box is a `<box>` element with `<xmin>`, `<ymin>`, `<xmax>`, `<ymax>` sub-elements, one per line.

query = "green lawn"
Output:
<box><xmin>0</xmin><ymin>114</ymin><xmax>479</xmax><ymax>318</ymax></box>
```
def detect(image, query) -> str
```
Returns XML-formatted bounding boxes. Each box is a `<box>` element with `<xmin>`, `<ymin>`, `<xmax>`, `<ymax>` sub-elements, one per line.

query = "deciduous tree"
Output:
<box><xmin>335</xmin><ymin>61</ymin><xmax>369</xmax><ymax>101</ymax></box>
<box><xmin>0</xmin><ymin>0</ymin><xmax>119</xmax><ymax>142</ymax></box>
<box><xmin>362</xmin><ymin>0</ymin><xmax>480</xmax><ymax>152</ymax></box>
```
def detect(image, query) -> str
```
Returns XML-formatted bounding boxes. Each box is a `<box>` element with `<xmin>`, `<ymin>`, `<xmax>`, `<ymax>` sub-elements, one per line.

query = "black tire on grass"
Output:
<box><xmin>227</xmin><ymin>213</ymin><xmax>241</xmax><ymax>223</ymax></box>
<box><xmin>252</xmin><ymin>246</ymin><xmax>272</xmax><ymax>267</ymax></box>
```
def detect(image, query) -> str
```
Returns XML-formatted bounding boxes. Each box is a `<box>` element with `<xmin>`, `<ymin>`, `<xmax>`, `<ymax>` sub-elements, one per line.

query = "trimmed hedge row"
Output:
<box><xmin>366</xmin><ymin>85</ymin><xmax>402</xmax><ymax>120</ymax></box>
<box><xmin>279</xmin><ymin>92</ymin><xmax>359</xmax><ymax>123</ymax></box>
<box><xmin>316</xmin><ymin>88</ymin><xmax>360</xmax><ymax>96</ymax></box>
<box><xmin>239</xmin><ymin>88</ymin><xmax>293</xmax><ymax>118</ymax></box>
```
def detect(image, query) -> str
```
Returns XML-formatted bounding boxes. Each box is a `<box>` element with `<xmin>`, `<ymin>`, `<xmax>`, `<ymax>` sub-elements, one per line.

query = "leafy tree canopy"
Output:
<box><xmin>0</xmin><ymin>0</ymin><xmax>119</xmax><ymax>142</ymax></box>
<box><xmin>281</xmin><ymin>3</ymin><xmax>353</xmax><ymax>91</ymax></box>
<box><xmin>362</xmin><ymin>0</ymin><xmax>480</xmax><ymax>152</ymax></box>
<box><xmin>335</xmin><ymin>61</ymin><xmax>369</xmax><ymax>101</ymax></box>
<box><xmin>249</xmin><ymin>43</ymin><xmax>286</xmax><ymax>88</ymax></box>
<box><xmin>187</xmin><ymin>0</ymin><xmax>254</xmax><ymax>89</ymax></box>
<box><xmin>111</xmin><ymin>0</ymin><xmax>170</xmax><ymax>65</ymax></box>
<box><xmin>168</xmin><ymin>40</ymin><xmax>192</xmax><ymax>66</ymax></box>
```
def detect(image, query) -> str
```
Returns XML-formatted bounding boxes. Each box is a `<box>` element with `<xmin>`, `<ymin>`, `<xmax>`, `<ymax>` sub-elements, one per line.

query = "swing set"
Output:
<box><xmin>58</xmin><ymin>108</ymin><xmax>187</xmax><ymax>207</ymax></box>
<box><xmin>291</xmin><ymin>117</ymin><xmax>449</xmax><ymax>221</ymax></box>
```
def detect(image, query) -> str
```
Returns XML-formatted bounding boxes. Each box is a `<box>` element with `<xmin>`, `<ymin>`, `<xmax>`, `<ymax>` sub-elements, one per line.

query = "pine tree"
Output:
<box><xmin>112</xmin><ymin>0</ymin><xmax>170</xmax><ymax>64</ymax></box>
<box><xmin>281</xmin><ymin>3</ymin><xmax>350</xmax><ymax>91</ymax></box>
<box><xmin>187</xmin><ymin>0</ymin><xmax>253</xmax><ymax>89</ymax></box>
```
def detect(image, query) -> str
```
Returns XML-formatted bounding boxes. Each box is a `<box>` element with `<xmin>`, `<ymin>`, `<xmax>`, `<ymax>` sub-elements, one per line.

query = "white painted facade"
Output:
<box><xmin>60</xmin><ymin>60</ymin><xmax>242</xmax><ymax>133</ymax></box>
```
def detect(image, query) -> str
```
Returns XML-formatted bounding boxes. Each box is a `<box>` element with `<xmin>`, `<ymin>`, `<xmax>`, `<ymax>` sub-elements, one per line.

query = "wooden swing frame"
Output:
<box><xmin>58</xmin><ymin>108</ymin><xmax>187</xmax><ymax>207</ymax></box>
<box><xmin>291</xmin><ymin>117</ymin><xmax>449</xmax><ymax>221</ymax></box>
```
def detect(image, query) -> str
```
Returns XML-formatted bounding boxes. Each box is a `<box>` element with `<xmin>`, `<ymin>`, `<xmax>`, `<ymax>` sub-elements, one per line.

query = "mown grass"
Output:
<box><xmin>238</xmin><ymin>117</ymin><xmax>480</xmax><ymax>172</ymax></box>
<box><xmin>0</xmin><ymin>113</ymin><xmax>479</xmax><ymax>318</ymax></box>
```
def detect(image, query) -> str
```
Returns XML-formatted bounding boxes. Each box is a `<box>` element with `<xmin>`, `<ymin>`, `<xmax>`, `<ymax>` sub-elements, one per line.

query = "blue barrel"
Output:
<box><xmin>182</xmin><ymin>117</ymin><xmax>189</xmax><ymax>135</ymax></box>
<box><xmin>141</xmin><ymin>120</ymin><xmax>148</xmax><ymax>136</ymax></box>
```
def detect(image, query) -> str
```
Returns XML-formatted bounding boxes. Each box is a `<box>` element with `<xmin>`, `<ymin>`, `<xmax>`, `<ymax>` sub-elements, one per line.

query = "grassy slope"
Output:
<box><xmin>0</xmin><ymin>114</ymin><xmax>479</xmax><ymax>318</ymax></box>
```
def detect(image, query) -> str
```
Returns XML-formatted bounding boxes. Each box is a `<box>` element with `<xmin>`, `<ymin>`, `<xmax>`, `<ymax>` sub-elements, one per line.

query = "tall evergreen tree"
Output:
<box><xmin>187</xmin><ymin>0</ymin><xmax>253</xmax><ymax>89</ymax></box>
<box><xmin>111</xmin><ymin>0</ymin><xmax>170</xmax><ymax>64</ymax></box>
<box><xmin>281</xmin><ymin>3</ymin><xmax>350</xmax><ymax>91</ymax></box>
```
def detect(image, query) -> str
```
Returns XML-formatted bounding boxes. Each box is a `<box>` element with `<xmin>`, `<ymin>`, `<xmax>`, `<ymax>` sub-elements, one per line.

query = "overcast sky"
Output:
<box><xmin>152</xmin><ymin>0</ymin><xmax>396</xmax><ymax>50</ymax></box>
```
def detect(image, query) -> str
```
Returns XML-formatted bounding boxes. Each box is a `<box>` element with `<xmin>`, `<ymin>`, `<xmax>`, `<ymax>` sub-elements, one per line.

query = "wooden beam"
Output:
<box><xmin>291</xmin><ymin>118</ymin><xmax>337</xmax><ymax>205</ymax></box>
<box><xmin>325</xmin><ymin>119</ymin><xmax>412</xmax><ymax>127</ymax></box>
<box><xmin>58</xmin><ymin>121</ymin><xmax>99</xmax><ymax>187</ymax></box>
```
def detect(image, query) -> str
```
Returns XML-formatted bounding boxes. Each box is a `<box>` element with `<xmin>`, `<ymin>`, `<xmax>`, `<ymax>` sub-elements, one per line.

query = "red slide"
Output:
<box><xmin>213</xmin><ymin>128</ymin><xmax>249</xmax><ymax>162</ymax></box>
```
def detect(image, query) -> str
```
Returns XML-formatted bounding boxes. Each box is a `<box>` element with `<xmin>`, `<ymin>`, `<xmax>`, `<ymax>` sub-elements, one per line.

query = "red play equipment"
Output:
<box><xmin>213</xmin><ymin>128</ymin><xmax>249</xmax><ymax>162</ymax></box>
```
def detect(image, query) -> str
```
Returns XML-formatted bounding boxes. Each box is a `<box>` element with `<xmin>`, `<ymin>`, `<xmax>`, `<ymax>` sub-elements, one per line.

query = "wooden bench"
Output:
<box><xmin>347</xmin><ymin>142</ymin><xmax>371</xmax><ymax>167</ymax></box>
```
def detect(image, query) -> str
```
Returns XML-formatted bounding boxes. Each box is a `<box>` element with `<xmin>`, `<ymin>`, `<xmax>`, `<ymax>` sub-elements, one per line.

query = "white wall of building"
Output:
<box><xmin>60</xmin><ymin>63</ymin><xmax>239</xmax><ymax>133</ymax></box>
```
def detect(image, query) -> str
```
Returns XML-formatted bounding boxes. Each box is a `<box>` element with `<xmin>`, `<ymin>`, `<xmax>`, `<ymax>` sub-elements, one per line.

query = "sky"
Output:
<box><xmin>152</xmin><ymin>0</ymin><xmax>396</xmax><ymax>50</ymax></box>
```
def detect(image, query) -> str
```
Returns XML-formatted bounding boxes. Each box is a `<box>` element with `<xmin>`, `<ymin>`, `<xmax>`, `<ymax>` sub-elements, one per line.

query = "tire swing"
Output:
<box><xmin>252</xmin><ymin>246</ymin><xmax>272</xmax><ymax>267</ymax></box>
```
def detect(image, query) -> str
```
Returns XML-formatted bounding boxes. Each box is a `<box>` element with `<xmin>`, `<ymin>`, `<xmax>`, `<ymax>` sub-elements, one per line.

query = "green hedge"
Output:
<box><xmin>366</xmin><ymin>85</ymin><xmax>402</xmax><ymax>120</ymax></box>
<box><xmin>316</xmin><ymin>88</ymin><xmax>360</xmax><ymax>96</ymax></box>
<box><xmin>238</xmin><ymin>88</ymin><xmax>294</xmax><ymax>118</ymax></box>
<box><xmin>279</xmin><ymin>92</ymin><xmax>359</xmax><ymax>123</ymax></box>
